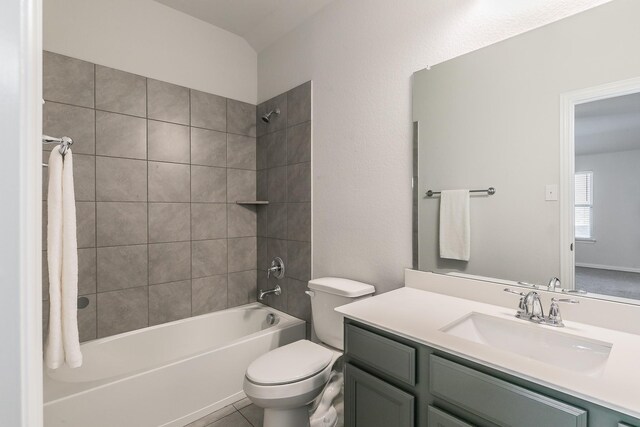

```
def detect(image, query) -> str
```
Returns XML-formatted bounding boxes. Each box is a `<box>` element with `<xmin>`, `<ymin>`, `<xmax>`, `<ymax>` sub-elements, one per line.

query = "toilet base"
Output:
<box><xmin>264</xmin><ymin>405</ymin><xmax>311</xmax><ymax>427</ymax></box>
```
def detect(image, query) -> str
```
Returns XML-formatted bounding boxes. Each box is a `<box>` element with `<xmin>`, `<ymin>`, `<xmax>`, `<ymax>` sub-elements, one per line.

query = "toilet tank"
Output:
<box><xmin>307</xmin><ymin>277</ymin><xmax>375</xmax><ymax>350</ymax></box>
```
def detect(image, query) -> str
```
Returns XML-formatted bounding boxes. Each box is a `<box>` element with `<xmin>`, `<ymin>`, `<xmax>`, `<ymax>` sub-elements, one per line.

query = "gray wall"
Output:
<box><xmin>42</xmin><ymin>51</ymin><xmax>258</xmax><ymax>341</ymax></box>
<box><xmin>575</xmin><ymin>149</ymin><xmax>640</xmax><ymax>271</ymax></box>
<box><xmin>256</xmin><ymin>82</ymin><xmax>313</xmax><ymax>325</ymax></box>
<box><xmin>413</xmin><ymin>0</ymin><xmax>640</xmax><ymax>284</ymax></box>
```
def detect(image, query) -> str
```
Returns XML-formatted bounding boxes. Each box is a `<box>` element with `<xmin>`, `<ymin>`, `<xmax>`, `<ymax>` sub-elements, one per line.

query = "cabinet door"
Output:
<box><xmin>345</xmin><ymin>363</ymin><xmax>414</xmax><ymax>427</ymax></box>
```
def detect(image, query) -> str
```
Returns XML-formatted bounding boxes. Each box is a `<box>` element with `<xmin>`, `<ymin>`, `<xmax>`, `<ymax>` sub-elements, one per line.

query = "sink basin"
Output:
<box><xmin>441</xmin><ymin>312</ymin><xmax>612</xmax><ymax>375</ymax></box>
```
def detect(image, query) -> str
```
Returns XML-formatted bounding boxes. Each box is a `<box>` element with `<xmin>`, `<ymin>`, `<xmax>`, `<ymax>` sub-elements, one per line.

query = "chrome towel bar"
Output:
<box><xmin>426</xmin><ymin>187</ymin><xmax>496</xmax><ymax>197</ymax></box>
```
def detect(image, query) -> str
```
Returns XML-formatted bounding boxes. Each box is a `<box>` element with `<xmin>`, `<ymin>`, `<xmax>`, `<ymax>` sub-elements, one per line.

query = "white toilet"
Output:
<box><xmin>243</xmin><ymin>277</ymin><xmax>375</xmax><ymax>427</ymax></box>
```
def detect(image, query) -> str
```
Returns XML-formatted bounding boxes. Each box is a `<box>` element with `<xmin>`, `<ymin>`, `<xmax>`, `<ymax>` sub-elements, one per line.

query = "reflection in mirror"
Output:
<box><xmin>412</xmin><ymin>0</ymin><xmax>640</xmax><ymax>303</ymax></box>
<box><xmin>574</xmin><ymin>92</ymin><xmax>640</xmax><ymax>300</ymax></box>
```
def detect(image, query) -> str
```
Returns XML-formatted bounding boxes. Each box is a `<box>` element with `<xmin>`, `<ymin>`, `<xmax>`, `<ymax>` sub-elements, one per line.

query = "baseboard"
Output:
<box><xmin>575</xmin><ymin>263</ymin><xmax>640</xmax><ymax>274</ymax></box>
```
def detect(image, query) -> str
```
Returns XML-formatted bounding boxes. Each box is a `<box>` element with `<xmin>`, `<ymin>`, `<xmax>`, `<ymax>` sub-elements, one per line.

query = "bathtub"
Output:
<box><xmin>44</xmin><ymin>303</ymin><xmax>305</xmax><ymax>427</ymax></box>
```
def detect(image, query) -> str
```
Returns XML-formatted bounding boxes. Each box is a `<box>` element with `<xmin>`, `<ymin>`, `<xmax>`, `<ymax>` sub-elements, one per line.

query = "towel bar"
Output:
<box><xmin>426</xmin><ymin>187</ymin><xmax>495</xmax><ymax>197</ymax></box>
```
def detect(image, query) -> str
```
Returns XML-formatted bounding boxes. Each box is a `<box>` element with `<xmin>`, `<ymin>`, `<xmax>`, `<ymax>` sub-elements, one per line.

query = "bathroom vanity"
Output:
<box><xmin>338</xmin><ymin>272</ymin><xmax>640</xmax><ymax>427</ymax></box>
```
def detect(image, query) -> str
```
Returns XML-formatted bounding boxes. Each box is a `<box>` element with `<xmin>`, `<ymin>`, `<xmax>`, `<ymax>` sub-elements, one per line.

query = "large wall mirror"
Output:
<box><xmin>412</xmin><ymin>0</ymin><xmax>640</xmax><ymax>303</ymax></box>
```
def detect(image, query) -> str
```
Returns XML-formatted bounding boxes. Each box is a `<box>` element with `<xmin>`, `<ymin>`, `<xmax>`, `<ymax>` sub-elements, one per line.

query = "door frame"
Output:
<box><xmin>0</xmin><ymin>0</ymin><xmax>43</xmax><ymax>425</ymax></box>
<box><xmin>559</xmin><ymin>76</ymin><xmax>640</xmax><ymax>290</ymax></box>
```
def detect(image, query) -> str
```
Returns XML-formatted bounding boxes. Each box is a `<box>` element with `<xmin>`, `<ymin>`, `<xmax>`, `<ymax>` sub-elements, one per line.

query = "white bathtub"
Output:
<box><xmin>44</xmin><ymin>303</ymin><xmax>305</xmax><ymax>427</ymax></box>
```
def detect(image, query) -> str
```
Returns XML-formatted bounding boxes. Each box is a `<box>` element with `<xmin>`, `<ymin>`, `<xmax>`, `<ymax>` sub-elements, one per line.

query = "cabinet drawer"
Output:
<box><xmin>345</xmin><ymin>363</ymin><xmax>414</xmax><ymax>427</ymax></box>
<box><xmin>429</xmin><ymin>355</ymin><xmax>587</xmax><ymax>427</ymax></box>
<box><xmin>428</xmin><ymin>406</ymin><xmax>475</xmax><ymax>427</ymax></box>
<box><xmin>345</xmin><ymin>324</ymin><xmax>416</xmax><ymax>385</ymax></box>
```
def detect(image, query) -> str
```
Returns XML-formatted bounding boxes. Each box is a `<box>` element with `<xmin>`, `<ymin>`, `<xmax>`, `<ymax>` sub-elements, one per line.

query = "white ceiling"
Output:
<box><xmin>153</xmin><ymin>0</ymin><xmax>336</xmax><ymax>52</ymax></box>
<box><xmin>575</xmin><ymin>91</ymin><xmax>640</xmax><ymax>156</ymax></box>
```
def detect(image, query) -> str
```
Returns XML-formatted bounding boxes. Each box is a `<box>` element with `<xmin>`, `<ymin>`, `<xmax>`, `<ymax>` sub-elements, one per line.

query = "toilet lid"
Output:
<box><xmin>246</xmin><ymin>340</ymin><xmax>334</xmax><ymax>386</ymax></box>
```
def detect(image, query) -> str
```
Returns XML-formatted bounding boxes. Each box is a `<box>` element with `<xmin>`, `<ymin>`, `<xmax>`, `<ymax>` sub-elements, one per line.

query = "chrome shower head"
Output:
<box><xmin>262</xmin><ymin>108</ymin><xmax>280</xmax><ymax>123</ymax></box>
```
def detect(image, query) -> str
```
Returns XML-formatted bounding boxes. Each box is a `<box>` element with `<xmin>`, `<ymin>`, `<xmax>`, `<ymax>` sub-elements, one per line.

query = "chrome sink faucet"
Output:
<box><xmin>504</xmin><ymin>288</ymin><xmax>545</xmax><ymax>323</ymax></box>
<box><xmin>504</xmin><ymin>288</ymin><xmax>579</xmax><ymax>327</ymax></box>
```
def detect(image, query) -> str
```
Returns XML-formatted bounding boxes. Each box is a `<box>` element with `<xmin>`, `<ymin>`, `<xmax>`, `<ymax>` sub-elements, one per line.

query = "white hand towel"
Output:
<box><xmin>44</xmin><ymin>149</ymin><xmax>82</xmax><ymax>369</ymax></box>
<box><xmin>45</xmin><ymin>149</ymin><xmax>64</xmax><ymax>369</ymax></box>
<box><xmin>61</xmin><ymin>150</ymin><xmax>82</xmax><ymax>367</ymax></box>
<box><xmin>439</xmin><ymin>190</ymin><xmax>470</xmax><ymax>261</ymax></box>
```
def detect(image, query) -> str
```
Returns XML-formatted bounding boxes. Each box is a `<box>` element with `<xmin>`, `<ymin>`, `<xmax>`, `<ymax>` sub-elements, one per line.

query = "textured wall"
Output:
<box><xmin>256</xmin><ymin>82</ymin><xmax>313</xmax><ymax>325</ymax></box>
<box><xmin>44</xmin><ymin>0</ymin><xmax>257</xmax><ymax>104</ymax></box>
<box><xmin>257</xmin><ymin>0</ymin><xmax>612</xmax><ymax>294</ymax></box>
<box><xmin>42</xmin><ymin>52</ymin><xmax>258</xmax><ymax>341</ymax></box>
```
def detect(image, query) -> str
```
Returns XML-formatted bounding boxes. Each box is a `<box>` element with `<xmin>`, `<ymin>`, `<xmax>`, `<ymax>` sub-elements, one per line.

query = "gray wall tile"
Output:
<box><xmin>256</xmin><ymin>135</ymin><xmax>267</xmax><ymax>170</ymax></box>
<box><xmin>287</xmin><ymin>241</ymin><xmax>311</xmax><ymax>281</ymax></box>
<box><xmin>287</xmin><ymin>278</ymin><xmax>311</xmax><ymax>322</ymax></box>
<box><xmin>227</xmin><ymin>204</ymin><xmax>256</xmax><ymax>238</ymax></box>
<box><xmin>191</xmin><ymin>89</ymin><xmax>226</xmax><ymax>131</ymax></box>
<box><xmin>96</xmin><ymin>156</ymin><xmax>147</xmax><ymax>202</ymax></box>
<box><xmin>256</xmin><ymin>170</ymin><xmax>268</xmax><ymax>201</ymax></box>
<box><xmin>78</xmin><ymin>294</ymin><xmax>97</xmax><ymax>342</ymax></box>
<box><xmin>191</xmin><ymin>127</ymin><xmax>226</xmax><ymax>167</ymax></box>
<box><xmin>228</xmin><ymin>237</ymin><xmax>257</xmax><ymax>273</ymax></box>
<box><xmin>96</xmin><ymin>202</ymin><xmax>147</xmax><ymax>246</ymax></box>
<box><xmin>97</xmin><ymin>245</ymin><xmax>148</xmax><ymax>292</ymax></box>
<box><xmin>227</xmin><ymin>169</ymin><xmax>256</xmax><ymax>202</ymax></box>
<box><xmin>192</xmin><ymin>275</ymin><xmax>227</xmax><ymax>315</ymax></box>
<box><xmin>267</xmin><ymin>203</ymin><xmax>287</xmax><ymax>240</ymax></box>
<box><xmin>148</xmin><ymin>162</ymin><xmax>190</xmax><ymax>202</ymax></box>
<box><xmin>149</xmin><ymin>203</ymin><xmax>191</xmax><ymax>243</ymax></box>
<box><xmin>96</xmin><ymin>111</ymin><xmax>147</xmax><ymax>160</ymax></box>
<box><xmin>97</xmin><ymin>287</ymin><xmax>148</xmax><ymax>337</ymax></box>
<box><xmin>267</xmin><ymin>238</ymin><xmax>288</xmax><ymax>269</ymax></box>
<box><xmin>287</xmin><ymin>81</ymin><xmax>311</xmax><ymax>127</ymax></box>
<box><xmin>95</xmin><ymin>65</ymin><xmax>146</xmax><ymax>117</ymax></box>
<box><xmin>149</xmin><ymin>242</ymin><xmax>191</xmax><ymax>285</ymax></box>
<box><xmin>73</xmin><ymin>154</ymin><xmax>96</xmax><ymax>201</ymax></box>
<box><xmin>287</xmin><ymin>162</ymin><xmax>311</xmax><ymax>202</ymax></box>
<box><xmin>257</xmin><ymin>93</ymin><xmax>287</xmax><ymax>136</ymax></box>
<box><xmin>148</xmin><ymin>120</ymin><xmax>190</xmax><ymax>164</ymax></box>
<box><xmin>191</xmin><ymin>166</ymin><xmax>226</xmax><ymax>203</ymax></box>
<box><xmin>43</xmin><ymin>51</ymin><xmax>94</xmax><ymax>108</ymax></box>
<box><xmin>287</xmin><ymin>203</ymin><xmax>311</xmax><ymax>242</ymax></box>
<box><xmin>78</xmin><ymin>248</ymin><xmax>97</xmax><ymax>296</ymax></box>
<box><xmin>266</xmin><ymin>130</ymin><xmax>287</xmax><ymax>168</ymax></box>
<box><xmin>76</xmin><ymin>202</ymin><xmax>96</xmax><ymax>248</ymax></box>
<box><xmin>192</xmin><ymin>239</ymin><xmax>227</xmax><ymax>278</ymax></box>
<box><xmin>227</xmin><ymin>134</ymin><xmax>256</xmax><ymax>170</ymax></box>
<box><xmin>43</xmin><ymin>102</ymin><xmax>95</xmax><ymax>155</ymax></box>
<box><xmin>287</xmin><ymin>121</ymin><xmax>311</xmax><ymax>164</ymax></box>
<box><xmin>147</xmin><ymin>79</ymin><xmax>190</xmax><ymax>125</ymax></box>
<box><xmin>149</xmin><ymin>280</ymin><xmax>191</xmax><ymax>325</ymax></box>
<box><xmin>257</xmin><ymin>205</ymin><xmax>268</xmax><ymax>237</ymax></box>
<box><xmin>228</xmin><ymin>270</ymin><xmax>257</xmax><ymax>307</ymax></box>
<box><xmin>267</xmin><ymin>166</ymin><xmax>287</xmax><ymax>203</ymax></box>
<box><xmin>227</xmin><ymin>99</ymin><xmax>256</xmax><ymax>137</ymax></box>
<box><xmin>191</xmin><ymin>203</ymin><xmax>227</xmax><ymax>240</ymax></box>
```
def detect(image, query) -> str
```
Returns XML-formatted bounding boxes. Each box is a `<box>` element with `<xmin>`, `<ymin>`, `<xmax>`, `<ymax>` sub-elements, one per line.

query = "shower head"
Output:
<box><xmin>261</xmin><ymin>108</ymin><xmax>280</xmax><ymax>123</ymax></box>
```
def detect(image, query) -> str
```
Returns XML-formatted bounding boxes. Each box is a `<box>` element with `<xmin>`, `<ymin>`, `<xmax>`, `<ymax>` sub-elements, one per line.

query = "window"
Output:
<box><xmin>575</xmin><ymin>171</ymin><xmax>593</xmax><ymax>239</ymax></box>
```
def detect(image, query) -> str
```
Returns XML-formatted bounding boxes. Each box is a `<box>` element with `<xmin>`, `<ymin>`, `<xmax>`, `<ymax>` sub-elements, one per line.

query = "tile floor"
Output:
<box><xmin>186</xmin><ymin>398</ymin><xmax>263</xmax><ymax>427</ymax></box>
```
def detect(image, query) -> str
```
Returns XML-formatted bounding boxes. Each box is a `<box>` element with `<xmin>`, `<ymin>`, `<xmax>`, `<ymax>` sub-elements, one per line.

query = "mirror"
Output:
<box><xmin>412</xmin><ymin>0</ymin><xmax>640</xmax><ymax>303</ymax></box>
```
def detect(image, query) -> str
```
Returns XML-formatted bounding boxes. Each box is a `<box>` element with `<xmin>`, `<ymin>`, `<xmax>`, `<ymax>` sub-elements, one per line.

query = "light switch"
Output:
<box><xmin>546</xmin><ymin>184</ymin><xmax>558</xmax><ymax>201</ymax></box>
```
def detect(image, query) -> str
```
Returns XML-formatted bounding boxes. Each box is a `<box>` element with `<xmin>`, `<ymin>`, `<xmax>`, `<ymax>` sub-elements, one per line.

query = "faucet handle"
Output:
<box><xmin>546</xmin><ymin>298</ymin><xmax>579</xmax><ymax>327</ymax></box>
<box><xmin>504</xmin><ymin>288</ymin><xmax>527</xmax><ymax>318</ymax></box>
<box><xmin>503</xmin><ymin>288</ymin><xmax>526</xmax><ymax>296</ymax></box>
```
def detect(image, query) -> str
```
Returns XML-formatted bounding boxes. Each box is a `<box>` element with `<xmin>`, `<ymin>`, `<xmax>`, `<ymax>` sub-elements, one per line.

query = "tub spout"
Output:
<box><xmin>258</xmin><ymin>285</ymin><xmax>282</xmax><ymax>302</ymax></box>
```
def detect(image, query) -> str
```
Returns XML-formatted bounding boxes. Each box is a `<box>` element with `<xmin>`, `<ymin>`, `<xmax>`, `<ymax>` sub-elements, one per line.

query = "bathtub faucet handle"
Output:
<box><xmin>266</xmin><ymin>257</ymin><xmax>285</xmax><ymax>279</ymax></box>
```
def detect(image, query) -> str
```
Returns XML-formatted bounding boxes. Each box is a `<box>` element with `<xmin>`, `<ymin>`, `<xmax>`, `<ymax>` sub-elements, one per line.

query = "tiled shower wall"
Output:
<box><xmin>256</xmin><ymin>82</ymin><xmax>313</xmax><ymax>325</ymax></box>
<box><xmin>42</xmin><ymin>51</ymin><xmax>259</xmax><ymax>341</ymax></box>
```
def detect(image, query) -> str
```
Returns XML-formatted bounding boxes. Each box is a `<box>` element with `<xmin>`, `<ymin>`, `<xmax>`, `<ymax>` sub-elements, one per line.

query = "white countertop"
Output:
<box><xmin>336</xmin><ymin>287</ymin><xmax>640</xmax><ymax>418</ymax></box>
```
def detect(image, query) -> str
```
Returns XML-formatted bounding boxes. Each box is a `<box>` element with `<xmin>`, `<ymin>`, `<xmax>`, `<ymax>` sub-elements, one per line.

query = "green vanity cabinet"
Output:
<box><xmin>344</xmin><ymin>319</ymin><xmax>640</xmax><ymax>427</ymax></box>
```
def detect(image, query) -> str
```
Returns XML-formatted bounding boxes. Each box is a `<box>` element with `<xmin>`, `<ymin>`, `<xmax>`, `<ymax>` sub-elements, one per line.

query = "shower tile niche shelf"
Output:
<box><xmin>236</xmin><ymin>201</ymin><xmax>269</xmax><ymax>205</ymax></box>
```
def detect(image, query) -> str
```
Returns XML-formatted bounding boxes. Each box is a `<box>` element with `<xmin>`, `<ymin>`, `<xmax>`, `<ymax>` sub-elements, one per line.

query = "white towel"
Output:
<box><xmin>439</xmin><ymin>190</ymin><xmax>470</xmax><ymax>261</ymax></box>
<box><xmin>45</xmin><ymin>149</ymin><xmax>82</xmax><ymax>369</ymax></box>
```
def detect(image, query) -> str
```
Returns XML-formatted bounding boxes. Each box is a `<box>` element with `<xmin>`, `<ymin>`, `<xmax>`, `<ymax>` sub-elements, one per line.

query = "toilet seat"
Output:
<box><xmin>246</xmin><ymin>340</ymin><xmax>333</xmax><ymax>386</ymax></box>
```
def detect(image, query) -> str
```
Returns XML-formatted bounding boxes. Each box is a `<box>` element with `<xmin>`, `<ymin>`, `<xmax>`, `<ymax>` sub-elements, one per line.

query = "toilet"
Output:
<box><xmin>243</xmin><ymin>277</ymin><xmax>375</xmax><ymax>427</ymax></box>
